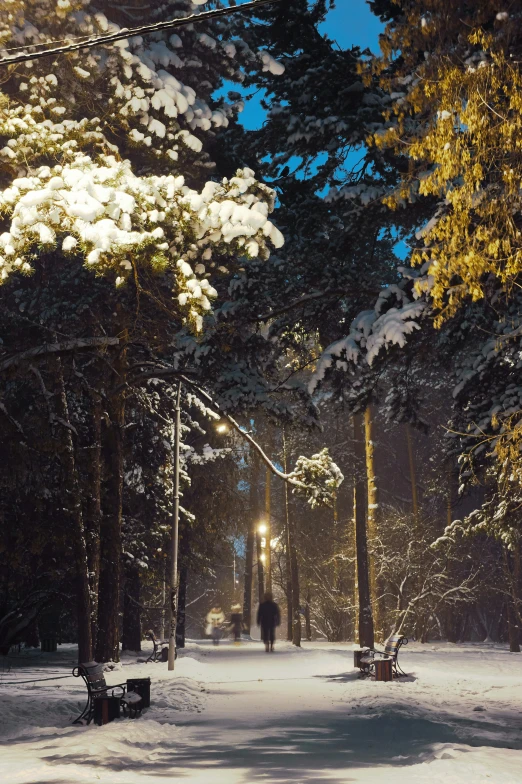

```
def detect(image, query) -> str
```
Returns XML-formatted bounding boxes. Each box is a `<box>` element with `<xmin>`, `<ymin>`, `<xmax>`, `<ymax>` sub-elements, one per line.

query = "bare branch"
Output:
<box><xmin>0</xmin><ymin>337</ymin><xmax>119</xmax><ymax>372</ymax></box>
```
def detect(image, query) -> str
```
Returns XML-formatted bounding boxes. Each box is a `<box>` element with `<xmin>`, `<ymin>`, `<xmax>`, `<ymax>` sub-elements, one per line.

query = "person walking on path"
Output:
<box><xmin>257</xmin><ymin>591</ymin><xmax>281</xmax><ymax>652</ymax></box>
<box><xmin>206</xmin><ymin>606</ymin><xmax>225</xmax><ymax>645</ymax></box>
<box><xmin>229</xmin><ymin>604</ymin><xmax>243</xmax><ymax>643</ymax></box>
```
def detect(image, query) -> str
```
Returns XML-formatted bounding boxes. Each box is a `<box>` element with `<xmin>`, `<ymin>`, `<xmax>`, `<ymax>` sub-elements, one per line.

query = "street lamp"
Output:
<box><xmin>258</xmin><ymin>523</ymin><xmax>267</xmax><ymax>535</ymax></box>
<box><xmin>216</xmin><ymin>421</ymin><xmax>229</xmax><ymax>434</ymax></box>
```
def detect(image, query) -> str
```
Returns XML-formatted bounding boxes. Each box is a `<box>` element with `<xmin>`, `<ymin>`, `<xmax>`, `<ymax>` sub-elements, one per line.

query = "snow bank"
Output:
<box><xmin>2</xmin><ymin>640</ymin><xmax>522</xmax><ymax>784</ymax></box>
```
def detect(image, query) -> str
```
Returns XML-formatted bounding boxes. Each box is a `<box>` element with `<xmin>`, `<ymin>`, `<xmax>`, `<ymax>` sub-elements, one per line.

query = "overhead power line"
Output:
<box><xmin>0</xmin><ymin>0</ymin><xmax>280</xmax><ymax>68</ymax></box>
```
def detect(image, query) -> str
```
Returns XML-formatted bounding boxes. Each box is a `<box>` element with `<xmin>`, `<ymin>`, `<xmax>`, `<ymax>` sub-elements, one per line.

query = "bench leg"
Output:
<box><xmin>122</xmin><ymin>702</ymin><xmax>141</xmax><ymax>719</ymax></box>
<box><xmin>394</xmin><ymin>660</ymin><xmax>408</xmax><ymax>677</ymax></box>
<box><xmin>73</xmin><ymin>695</ymin><xmax>92</xmax><ymax>725</ymax></box>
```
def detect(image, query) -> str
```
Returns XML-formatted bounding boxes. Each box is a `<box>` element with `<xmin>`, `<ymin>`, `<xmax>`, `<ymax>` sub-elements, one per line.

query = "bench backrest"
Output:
<box><xmin>146</xmin><ymin>631</ymin><xmax>167</xmax><ymax>646</ymax></box>
<box><xmin>146</xmin><ymin>631</ymin><xmax>161</xmax><ymax>651</ymax></box>
<box><xmin>79</xmin><ymin>661</ymin><xmax>107</xmax><ymax>693</ymax></box>
<box><xmin>383</xmin><ymin>634</ymin><xmax>406</xmax><ymax>658</ymax></box>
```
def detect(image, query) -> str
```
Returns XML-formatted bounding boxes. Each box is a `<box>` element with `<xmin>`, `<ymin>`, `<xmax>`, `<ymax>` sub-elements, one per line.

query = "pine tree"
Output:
<box><xmin>0</xmin><ymin>0</ymin><xmax>289</xmax><ymax>661</ymax></box>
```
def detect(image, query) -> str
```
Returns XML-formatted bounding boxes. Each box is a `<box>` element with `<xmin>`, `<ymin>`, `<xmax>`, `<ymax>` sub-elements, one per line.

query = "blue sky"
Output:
<box><xmin>319</xmin><ymin>0</ymin><xmax>384</xmax><ymax>52</ymax></box>
<box><xmin>237</xmin><ymin>1</ymin><xmax>384</xmax><ymax>129</ymax></box>
<box><xmin>232</xmin><ymin>2</ymin><xmax>409</xmax><ymax>258</ymax></box>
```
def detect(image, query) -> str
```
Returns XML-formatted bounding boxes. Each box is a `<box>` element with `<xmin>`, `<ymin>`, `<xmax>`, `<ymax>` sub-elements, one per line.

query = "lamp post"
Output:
<box><xmin>167</xmin><ymin>406</ymin><xmax>230</xmax><ymax>668</ymax></box>
<box><xmin>168</xmin><ymin>380</ymin><xmax>181</xmax><ymax>671</ymax></box>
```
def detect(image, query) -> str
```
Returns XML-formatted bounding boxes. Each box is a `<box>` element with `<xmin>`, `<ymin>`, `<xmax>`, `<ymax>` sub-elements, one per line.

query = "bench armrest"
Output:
<box><xmin>373</xmin><ymin>647</ymin><xmax>394</xmax><ymax>658</ymax></box>
<box><xmin>88</xmin><ymin>685</ymin><xmax>125</xmax><ymax>701</ymax></box>
<box><xmin>106</xmin><ymin>683</ymin><xmax>127</xmax><ymax>698</ymax></box>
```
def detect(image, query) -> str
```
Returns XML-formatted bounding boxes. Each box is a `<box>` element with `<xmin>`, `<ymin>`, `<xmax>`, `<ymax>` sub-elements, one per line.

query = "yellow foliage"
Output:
<box><xmin>368</xmin><ymin>1</ymin><xmax>522</xmax><ymax>325</ymax></box>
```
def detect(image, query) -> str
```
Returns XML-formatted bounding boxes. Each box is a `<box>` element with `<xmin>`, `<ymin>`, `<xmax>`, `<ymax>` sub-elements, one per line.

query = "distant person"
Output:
<box><xmin>257</xmin><ymin>591</ymin><xmax>281</xmax><ymax>652</ymax></box>
<box><xmin>229</xmin><ymin>604</ymin><xmax>243</xmax><ymax>643</ymax></box>
<box><xmin>206</xmin><ymin>606</ymin><xmax>225</xmax><ymax>645</ymax></box>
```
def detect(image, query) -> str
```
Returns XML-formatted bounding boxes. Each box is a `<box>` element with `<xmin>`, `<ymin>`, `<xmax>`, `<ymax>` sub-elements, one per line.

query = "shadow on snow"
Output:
<box><xmin>9</xmin><ymin>702</ymin><xmax>522</xmax><ymax>784</ymax></box>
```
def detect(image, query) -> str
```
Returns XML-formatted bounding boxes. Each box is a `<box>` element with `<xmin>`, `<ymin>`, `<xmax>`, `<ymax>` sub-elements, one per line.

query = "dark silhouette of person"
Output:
<box><xmin>257</xmin><ymin>591</ymin><xmax>281</xmax><ymax>652</ymax></box>
<box><xmin>229</xmin><ymin>603</ymin><xmax>243</xmax><ymax>643</ymax></box>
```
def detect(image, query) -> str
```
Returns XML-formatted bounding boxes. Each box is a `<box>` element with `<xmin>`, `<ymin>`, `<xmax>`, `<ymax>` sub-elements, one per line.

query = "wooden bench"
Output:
<box><xmin>358</xmin><ymin>634</ymin><xmax>408</xmax><ymax>679</ymax></box>
<box><xmin>145</xmin><ymin>630</ymin><xmax>169</xmax><ymax>663</ymax></box>
<box><xmin>72</xmin><ymin>661</ymin><xmax>143</xmax><ymax>724</ymax></box>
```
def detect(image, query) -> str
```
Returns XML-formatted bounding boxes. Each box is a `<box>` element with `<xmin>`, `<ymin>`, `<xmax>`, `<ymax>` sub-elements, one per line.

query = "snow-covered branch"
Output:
<box><xmin>0</xmin><ymin>337</ymin><xmax>119</xmax><ymax>372</ymax></box>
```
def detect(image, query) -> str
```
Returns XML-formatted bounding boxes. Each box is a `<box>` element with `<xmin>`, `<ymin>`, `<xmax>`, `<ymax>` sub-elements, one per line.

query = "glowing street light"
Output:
<box><xmin>258</xmin><ymin>523</ymin><xmax>267</xmax><ymax>535</ymax></box>
<box><xmin>216</xmin><ymin>422</ymin><xmax>229</xmax><ymax>434</ymax></box>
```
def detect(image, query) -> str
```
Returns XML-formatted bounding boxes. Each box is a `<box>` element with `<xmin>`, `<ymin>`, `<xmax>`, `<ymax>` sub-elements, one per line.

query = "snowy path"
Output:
<box><xmin>2</xmin><ymin>640</ymin><xmax>522</xmax><ymax>783</ymax></box>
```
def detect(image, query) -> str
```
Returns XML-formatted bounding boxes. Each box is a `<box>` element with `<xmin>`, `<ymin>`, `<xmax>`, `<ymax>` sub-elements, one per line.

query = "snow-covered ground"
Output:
<box><xmin>1</xmin><ymin>639</ymin><xmax>522</xmax><ymax>783</ymax></box>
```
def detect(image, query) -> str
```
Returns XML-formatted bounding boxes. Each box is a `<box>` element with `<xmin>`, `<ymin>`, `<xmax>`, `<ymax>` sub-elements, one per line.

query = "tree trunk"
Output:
<box><xmin>304</xmin><ymin>587</ymin><xmax>312</xmax><ymax>641</ymax></box>
<box><xmin>160</xmin><ymin>566</ymin><xmax>166</xmax><ymax>640</ymax></box>
<box><xmin>353</xmin><ymin>413</ymin><xmax>374</xmax><ymax>649</ymax></box>
<box><xmin>265</xmin><ymin>465</ymin><xmax>272</xmax><ymax>593</ymax></box>
<box><xmin>513</xmin><ymin>535</ymin><xmax>522</xmax><ymax>629</ymax></box>
<box><xmin>447</xmin><ymin>457</ymin><xmax>454</xmax><ymax>528</ymax></box>
<box><xmin>406</xmin><ymin>424</ymin><xmax>424</xmax><ymax>641</ymax></box>
<box><xmin>256</xmin><ymin>531</ymin><xmax>265</xmax><ymax>603</ymax></box>
<box><xmin>405</xmin><ymin>424</ymin><xmax>419</xmax><ymax>521</ymax></box>
<box><xmin>176</xmin><ymin>564</ymin><xmax>188</xmax><ymax>649</ymax></box>
<box><xmin>445</xmin><ymin>606</ymin><xmax>458</xmax><ymax>643</ymax></box>
<box><xmin>289</xmin><ymin>528</ymin><xmax>301</xmax><ymax>647</ymax></box>
<box><xmin>352</xmin><ymin>496</ymin><xmax>359</xmax><ymax>641</ymax></box>
<box><xmin>282</xmin><ymin>436</ymin><xmax>293</xmax><ymax>641</ymax></box>
<box><xmin>283</xmin><ymin>429</ymin><xmax>301</xmax><ymax>647</ymax></box>
<box><xmin>506</xmin><ymin>600</ymin><xmax>520</xmax><ymax>652</ymax></box>
<box><xmin>503</xmin><ymin>545</ymin><xmax>521</xmax><ymax>652</ymax></box>
<box><xmin>286</xmin><ymin>559</ymin><xmax>293</xmax><ymax>641</ymax></box>
<box><xmin>122</xmin><ymin>563</ymin><xmax>141</xmax><ymax>652</ymax></box>
<box><xmin>364</xmin><ymin>404</ymin><xmax>385</xmax><ymax>640</ymax></box>
<box><xmin>242</xmin><ymin>524</ymin><xmax>255</xmax><ymax>636</ymax></box>
<box><xmin>85</xmin><ymin>397</ymin><xmax>102</xmax><ymax>650</ymax></box>
<box><xmin>96</xmin><ymin>344</ymin><xmax>127</xmax><ymax>663</ymax></box>
<box><xmin>332</xmin><ymin>494</ymin><xmax>345</xmax><ymax>642</ymax></box>
<box><xmin>53</xmin><ymin>357</ymin><xmax>93</xmax><ymax>663</ymax></box>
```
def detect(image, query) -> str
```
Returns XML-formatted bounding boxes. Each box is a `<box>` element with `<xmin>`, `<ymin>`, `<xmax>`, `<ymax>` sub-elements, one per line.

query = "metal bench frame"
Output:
<box><xmin>359</xmin><ymin>634</ymin><xmax>408</xmax><ymax>678</ymax></box>
<box><xmin>145</xmin><ymin>631</ymin><xmax>169</xmax><ymax>663</ymax></box>
<box><xmin>72</xmin><ymin>661</ymin><xmax>142</xmax><ymax>724</ymax></box>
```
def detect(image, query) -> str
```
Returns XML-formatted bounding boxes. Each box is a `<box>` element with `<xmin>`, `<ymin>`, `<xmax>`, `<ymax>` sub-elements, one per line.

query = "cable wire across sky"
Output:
<box><xmin>0</xmin><ymin>0</ymin><xmax>280</xmax><ymax>68</ymax></box>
